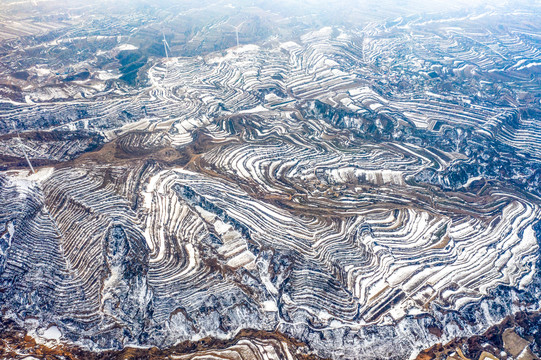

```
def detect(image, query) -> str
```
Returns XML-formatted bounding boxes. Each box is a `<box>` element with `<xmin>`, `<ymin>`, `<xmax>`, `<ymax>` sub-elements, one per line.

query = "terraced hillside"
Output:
<box><xmin>0</xmin><ymin>1</ymin><xmax>540</xmax><ymax>359</ymax></box>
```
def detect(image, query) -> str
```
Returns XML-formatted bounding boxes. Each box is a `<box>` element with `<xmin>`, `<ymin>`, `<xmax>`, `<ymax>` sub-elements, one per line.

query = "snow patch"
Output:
<box><xmin>238</xmin><ymin>105</ymin><xmax>268</xmax><ymax>114</ymax></box>
<box><xmin>116</xmin><ymin>44</ymin><xmax>138</xmax><ymax>51</ymax></box>
<box><xmin>42</xmin><ymin>326</ymin><xmax>61</xmax><ymax>341</ymax></box>
<box><xmin>262</xmin><ymin>300</ymin><xmax>278</xmax><ymax>312</ymax></box>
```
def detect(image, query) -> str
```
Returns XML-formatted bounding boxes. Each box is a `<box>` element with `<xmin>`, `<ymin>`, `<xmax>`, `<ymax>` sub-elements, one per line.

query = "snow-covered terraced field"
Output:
<box><xmin>1</xmin><ymin>3</ymin><xmax>540</xmax><ymax>360</ymax></box>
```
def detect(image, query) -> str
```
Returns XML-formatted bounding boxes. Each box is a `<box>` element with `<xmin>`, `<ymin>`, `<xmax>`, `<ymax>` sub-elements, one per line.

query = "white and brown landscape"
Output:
<box><xmin>0</xmin><ymin>0</ymin><xmax>540</xmax><ymax>359</ymax></box>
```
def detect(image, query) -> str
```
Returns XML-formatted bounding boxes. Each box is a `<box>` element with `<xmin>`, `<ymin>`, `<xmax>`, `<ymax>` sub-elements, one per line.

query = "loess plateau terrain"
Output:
<box><xmin>0</xmin><ymin>0</ymin><xmax>541</xmax><ymax>359</ymax></box>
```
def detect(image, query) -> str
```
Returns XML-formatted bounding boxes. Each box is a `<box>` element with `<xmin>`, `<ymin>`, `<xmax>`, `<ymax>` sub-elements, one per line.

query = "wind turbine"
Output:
<box><xmin>226</xmin><ymin>21</ymin><xmax>245</xmax><ymax>47</ymax></box>
<box><xmin>11</xmin><ymin>121</ymin><xmax>35</xmax><ymax>174</ymax></box>
<box><xmin>234</xmin><ymin>24</ymin><xmax>240</xmax><ymax>47</ymax></box>
<box><xmin>162</xmin><ymin>32</ymin><xmax>172</xmax><ymax>59</ymax></box>
<box><xmin>161</xmin><ymin>32</ymin><xmax>172</xmax><ymax>82</ymax></box>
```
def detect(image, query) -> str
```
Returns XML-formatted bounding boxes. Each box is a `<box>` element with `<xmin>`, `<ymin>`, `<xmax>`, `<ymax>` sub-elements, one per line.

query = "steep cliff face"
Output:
<box><xmin>417</xmin><ymin>310</ymin><xmax>541</xmax><ymax>360</ymax></box>
<box><xmin>0</xmin><ymin>320</ymin><xmax>326</xmax><ymax>360</ymax></box>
